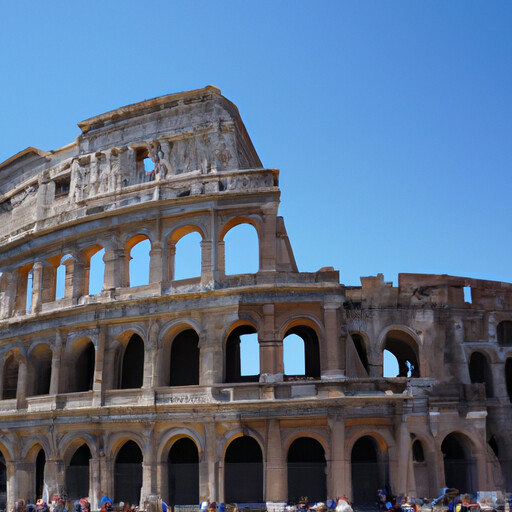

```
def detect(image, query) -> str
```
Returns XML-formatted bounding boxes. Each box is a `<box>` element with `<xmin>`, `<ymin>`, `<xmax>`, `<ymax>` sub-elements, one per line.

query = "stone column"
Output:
<box><xmin>16</xmin><ymin>358</ymin><xmax>28</xmax><ymax>410</ymax></box>
<box><xmin>49</xmin><ymin>331</ymin><xmax>63</xmax><ymax>395</ymax></box>
<box><xmin>141</xmin><ymin>459</ymin><xmax>156</xmax><ymax>508</ymax></box>
<box><xmin>205</xmin><ymin>422</ymin><xmax>218</xmax><ymax>503</ymax></box>
<box><xmin>149</xmin><ymin>242</ymin><xmax>163</xmax><ymax>284</ymax></box>
<box><xmin>201</xmin><ymin>240</ymin><xmax>214</xmax><ymax>286</ymax></box>
<box><xmin>328</xmin><ymin>413</ymin><xmax>347</xmax><ymax>499</ymax></box>
<box><xmin>11</xmin><ymin>461</ymin><xmax>32</xmax><ymax>504</ymax></box>
<box><xmin>216</xmin><ymin>241</ymin><xmax>225</xmax><ymax>281</ymax></box>
<box><xmin>30</xmin><ymin>261</ymin><xmax>43</xmax><ymax>313</ymax></box>
<box><xmin>40</xmin><ymin>258</ymin><xmax>58</xmax><ymax>304</ymax></box>
<box><xmin>90</xmin><ymin>457</ymin><xmax>101</xmax><ymax>511</ymax></box>
<box><xmin>0</xmin><ymin>269</ymin><xmax>16</xmax><ymax>318</ymax></box>
<box><xmin>265</xmin><ymin>419</ymin><xmax>286</xmax><ymax>505</ymax></box>
<box><xmin>93</xmin><ymin>327</ymin><xmax>106</xmax><ymax>407</ymax></box>
<box><xmin>167</xmin><ymin>243</ymin><xmax>176</xmax><ymax>282</ymax></box>
<box><xmin>260</xmin><ymin>205</ymin><xmax>278</xmax><ymax>272</ymax></box>
<box><xmin>199</xmin><ymin>452</ymin><xmax>210</xmax><ymax>503</ymax></box>
<box><xmin>43</xmin><ymin>458</ymin><xmax>65</xmax><ymax>502</ymax></box>
<box><xmin>393</xmin><ymin>420</ymin><xmax>412</xmax><ymax>496</ymax></box>
<box><xmin>71</xmin><ymin>254</ymin><xmax>87</xmax><ymax>301</ymax></box>
<box><xmin>321</xmin><ymin>299</ymin><xmax>345</xmax><ymax>379</ymax></box>
<box><xmin>199</xmin><ymin>325</ymin><xmax>223</xmax><ymax>385</ymax></box>
<box><xmin>103</xmin><ymin>249</ymin><xmax>125</xmax><ymax>290</ymax></box>
<box><xmin>259</xmin><ymin>304</ymin><xmax>283</xmax><ymax>381</ymax></box>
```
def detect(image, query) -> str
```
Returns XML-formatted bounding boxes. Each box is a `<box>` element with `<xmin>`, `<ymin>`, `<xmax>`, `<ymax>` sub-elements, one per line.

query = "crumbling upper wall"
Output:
<box><xmin>0</xmin><ymin>86</ymin><xmax>269</xmax><ymax>246</ymax></box>
<box><xmin>346</xmin><ymin>272</ymin><xmax>512</xmax><ymax>311</ymax></box>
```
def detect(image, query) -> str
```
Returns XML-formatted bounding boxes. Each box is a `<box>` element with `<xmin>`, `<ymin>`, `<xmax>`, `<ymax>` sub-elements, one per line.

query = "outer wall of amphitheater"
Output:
<box><xmin>0</xmin><ymin>86</ymin><xmax>511</xmax><ymax>511</ymax></box>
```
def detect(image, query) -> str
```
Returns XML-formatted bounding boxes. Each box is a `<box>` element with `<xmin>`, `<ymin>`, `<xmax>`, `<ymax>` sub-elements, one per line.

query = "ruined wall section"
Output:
<box><xmin>0</xmin><ymin>86</ymin><xmax>264</xmax><ymax>246</ymax></box>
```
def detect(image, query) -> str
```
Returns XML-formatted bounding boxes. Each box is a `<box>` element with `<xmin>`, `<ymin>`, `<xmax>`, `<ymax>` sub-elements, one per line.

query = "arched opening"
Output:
<box><xmin>225</xmin><ymin>436</ymin><xmax>263</xmax><ymax>503</ymax></box>
<box><xmin>351</xmin><ymin>436</ymin><xmax>386</xmax><ymax>506</ymax></box>
<box><xmin>383</xmin><ymin>350</ymin><xmax>399</xmax><ymax>378</ymax></box>
<box><xmin>497</xmin><ymin>321</ymin><xmax>512</xmax><ymax>346</ymax></box>
<box><xmin>224</xmin><ymin>223</ymin><xmax>259</xmax><ymax>275</ymax></box>
<box><xmin>2</xmin><ymin>355</ymin><xmax>19</xmax><ymax>400</ymax></box>
<box><xmin>26</xmin><ymin>268</ymin><xmax>33</xmax><ymax>313</ymax></box>
<box><xmin>115</xmin><ymin>441</ymin><xmax>143</xmax><ymax>505</ymax></box>
<box><xmin>412</xmin><ymin>439</ymin><xmax>425</xmax><ymax>462</ymax></box>
<box><xmin>56</xmin><ymin>254</ymin><xmax>73</xmax><ymax>299</ymax></box>
<box><xmin>27</xmin><ymin>344</ymin><xmax>52</xmax><ymax>397</ymax></box>
<box><xmin>128</xmin><ymin>238</ymin><xmax>150</xmax><ymax>287</ymax></box>
<box><xmin>121</xmin><ymin>334</ymin><xmax>144</xmax><ymax>389</ymax></box>
<box><xmin>167</xmin><ymin>438</ymin><xmax>199</xmax><ymax>506</ymax></box>
<box><xmin>283</xmin><ymin>334</ymin><xmax>305</xmax><ymax>376</ymax></box>
<box><xmin>412</xmin><ymin>439</ymin><xmax>430</xmax><ymax>498</ymax></box>
<box><xmin>0</xmin><ymin>452</ymin><xmax>6</xmax><ymax>511</ymax></box>
<box><xmin>469</xmin><ymin>351</ymin><xmax>493</xmax><ymax>398</ymax></box>
<box><xmin>506</xmin><ymin>358</ymin><xmax>512</xmax><ymax>403</ymax></box>
<box><xmin>36</xmin><ymin>449</ymin><xmax>46</xmax><ymax>502</ymax></box>
<box><xmin>287</xmin><ymin>437</ymin><xmax>326</xmax><ymax>503</ymax></box>
<box><xmin>66</xmin><ymin>444</ymin><xmax>91</xmax><ymax>501</ymax></box>
<box><xmin>72</xmin><ymin>341</ymin><xmax>95</xmax><ymax>393</ymax></box>
<box><xmin>441</xmin><ymin>433</ymin><xmax>477</xmax><ymax>493</ymax></box>
<box><xmin>174</xmin><ymin>231</ymin><xmax>202</xmax><ymax>280</ymax></box>
<box><xmin>225</xmin><ymin>326</ymin><xmax>259</xmax><ymax>383</ymax></box>
<box><xmin>351</xmin><ymin>333</ymin><xmax>369</xmax><ymax>375</ymax></box>
<box><xmin>170</xmin><ymin>330</ymin><xmax>199</xmax><ymax>386</ymax></box>
<box><xmin>284</xmin><ymin>326</ymin><xmax>320</xmax><ymax>380</ymax></box>
<box><xmin>88</xmin><ymin>247</ymin><xmax>105</xmax><ymax>295</ymax></box>
<box><xmin>382</xmin><ymin>329</ymin><xmax>420</xmax><ymax>377</ymax></box>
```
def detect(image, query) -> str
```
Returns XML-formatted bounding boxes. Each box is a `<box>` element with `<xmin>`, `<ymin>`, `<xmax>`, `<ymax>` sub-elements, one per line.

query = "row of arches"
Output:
<box><xmin>351</xmin><ymin>329</ymin><xmax>512</xmax><ymax>400</ymax></box>
<box><xmin>4</xmin><ymin>323</ymin><xmax>512</xmax><ymax>402</ymax></box>
<box><xmin>1</xmin><ymin>324</ymin><xmax>319</xmax><ymax>400</ymax></box>
<box><xmin>5</xmin><ymin>220</ymin><xmax>261</xmax><ymax>315</ymax></box>
<box><xmin>0</xmin><ymin>431</ymin><xmax>482</xmax><ymax>509</ymax></box>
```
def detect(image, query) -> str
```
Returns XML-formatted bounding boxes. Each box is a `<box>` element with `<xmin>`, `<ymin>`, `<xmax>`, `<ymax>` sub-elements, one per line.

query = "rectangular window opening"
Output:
<box><xmin>464</xmin><ymin>286</ymin><xmax>472</xmax><ymax>304</ymax></box>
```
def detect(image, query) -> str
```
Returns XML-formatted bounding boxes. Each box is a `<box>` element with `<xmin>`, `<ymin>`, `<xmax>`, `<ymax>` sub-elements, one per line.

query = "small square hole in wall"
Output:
<box><xmin>464</xmin><ymin>286</ymin><xmax>472</xmax><ymax>304</ymax></box>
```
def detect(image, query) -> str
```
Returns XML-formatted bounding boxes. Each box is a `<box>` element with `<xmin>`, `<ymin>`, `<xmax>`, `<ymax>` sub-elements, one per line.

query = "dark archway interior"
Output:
<box><xmin>225</xmin><ymin>436</ymin><xmax>263</xmax><ymax>503</ymax></box>
<box><xmin>66</xmin><ymin>444</ymin><xmax>91</xmax><ymax>500</ymax></box>
<box><xmin>351</xmin><ymin>436</ymin><xmax>383</xmax><ymax>506</ymax></box>
<box><xmin>168</xmin><ymin>438</ymin><xmax>199</xmax><ymax>506</ymax></box>
<box><xmin>170</xmin><ymin>330</ymin><xmax>199</xmax><ymax>386</ymax></box>
<box><xmin>469</xmin><ymin>351</ymin><xmax>493</xmax><ymax>397</ymax></box>
<box><xmin>121</xmin><ymin>334</ymin><xmax>144</xmax><ymax>389</ymax></box>
<box><xmin>75</xmin><ymin>342</ymin><xmax>95</xmax><ymax>392</ymax></box>
<box><xmin>441</xmin><ymin>433</ymin><xmax>476</xmax><ymax>493</ymax></box>
<box><xmin>115</xmin><ymin>441</ymin><xmax>143</xmax><ymax>505</ymax></box>
<box><xmin>3</xmin><ymin>356</ymin><xmax>18</xmax><ymax>399</ymax></box>
<box><xmin>287</xmin><ymin>437</ymin><xmax>326</xmax><ymax>503</ymax></box>
<box><xmin>36</xmin><ymin>449</ymin><xmax>45</xmax><ymax>503</ymax></box>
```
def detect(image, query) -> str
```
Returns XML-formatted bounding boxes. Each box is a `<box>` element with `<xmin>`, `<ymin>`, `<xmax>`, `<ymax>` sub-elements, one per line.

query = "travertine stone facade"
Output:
<box><xmin>0</xmin><ymin>86</ymin><xmax>511</xmax><ymax>511</ymax></box>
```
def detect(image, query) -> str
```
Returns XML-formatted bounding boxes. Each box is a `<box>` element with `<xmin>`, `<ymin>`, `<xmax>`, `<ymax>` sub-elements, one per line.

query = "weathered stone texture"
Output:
<box><xmin>0</xmin><ymin>87</ymin><xmax>511</xmax><ymax>511</ymax></box>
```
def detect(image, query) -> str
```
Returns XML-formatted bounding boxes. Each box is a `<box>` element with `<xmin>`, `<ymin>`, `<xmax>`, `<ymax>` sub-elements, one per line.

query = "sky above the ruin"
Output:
<box><xmin>1</xmin><ymin>1</ymin><xmax>511</xmax><ymax>288</ymax></box>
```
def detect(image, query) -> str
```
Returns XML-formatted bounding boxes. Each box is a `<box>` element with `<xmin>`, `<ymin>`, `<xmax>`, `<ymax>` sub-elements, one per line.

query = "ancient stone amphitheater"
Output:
<box><xmin>0</xmin><ymin>86</ymin><xmax>510</xmax><ymax>511</ymax></box>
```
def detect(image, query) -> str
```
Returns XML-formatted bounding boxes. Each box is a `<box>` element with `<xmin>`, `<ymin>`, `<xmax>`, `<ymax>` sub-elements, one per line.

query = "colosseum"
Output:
<box><xmin>0</xmin><ymin>86</ymin><xmax>511</xmax><ymax>511</ymax></box>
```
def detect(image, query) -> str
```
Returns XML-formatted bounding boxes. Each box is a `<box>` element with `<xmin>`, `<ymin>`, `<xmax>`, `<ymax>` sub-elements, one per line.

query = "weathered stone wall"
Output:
<box><xmin>0</xmin><ymin>87</ymin><xmax>510</xmax><ymax>511</ymax></box>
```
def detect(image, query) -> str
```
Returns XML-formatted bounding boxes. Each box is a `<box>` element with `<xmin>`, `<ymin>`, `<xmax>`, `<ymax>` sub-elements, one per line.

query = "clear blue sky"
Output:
<box><xmin>1</xmin><ymin>1</ymin><xmax>511</xmax><ymax>290</ymax></box>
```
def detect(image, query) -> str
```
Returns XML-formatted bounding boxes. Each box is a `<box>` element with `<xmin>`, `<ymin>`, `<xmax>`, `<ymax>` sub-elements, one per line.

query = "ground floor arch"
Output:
<box><xmin>168</xmin><ymin>438</ymin><xmax>199</xmax><ymax>506</ymax></box>
<box><xmin>224</xmin><ymin>436</ymin><xmax>263</xmax><ymax>503</ymax></box>
<box><xmin>287</xmin><ymin>437</ymin><xmax>326</xmax><ymax>503</ymax></box>
<box><xmin>441</xmin><ymin>433</ymin><xmax>477</xmax><ymax>493</ymax></box>
<box><xmin>351</xmin><ymin>436</ymin><xmax>388</xmax><ymax>506</ymax></box>
<box><xmin>66</xmin><ymin>444</ymin><xmax>92</xmax><ymax>501</ymax></box>
<box><xmin>114</xmin><ymin>441</ymin><xmax>143</xmax><ymax>505</ymax></box>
